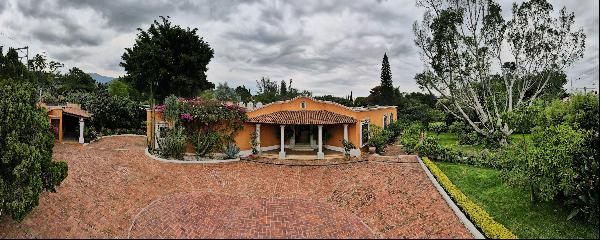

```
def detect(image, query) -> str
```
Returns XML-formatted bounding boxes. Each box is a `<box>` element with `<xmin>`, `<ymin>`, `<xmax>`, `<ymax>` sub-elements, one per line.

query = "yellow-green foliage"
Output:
<box><xmin>422</xmin><ymin>157</ymin><xmax>518</xmax><ymax>239</ymax></box>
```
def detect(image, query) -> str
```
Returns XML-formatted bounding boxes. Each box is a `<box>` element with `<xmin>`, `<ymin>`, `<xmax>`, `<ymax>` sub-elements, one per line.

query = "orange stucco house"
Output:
<box><xmin>40</xmin><ymin>102</ymin><xmax>91</xmax><ymax>144</ymax></box>
<box><xmin>147</xmin><ymin>96</ymin><xmax>396</xmax><ymax>159</ymax></box>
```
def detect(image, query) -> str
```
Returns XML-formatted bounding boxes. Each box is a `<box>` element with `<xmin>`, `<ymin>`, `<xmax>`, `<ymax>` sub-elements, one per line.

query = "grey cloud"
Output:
<box><xmin>225</xmin><ymin>25</ymin><xmax>290</xmax><ymax>45</ymax></box>
<box><xmin>0</xmin><ymin>1</ymin><xmax>6</xmax><ymax>14</ymax></box>
<box><xmin>51</xmin><ymin>48</ymin><xmax>90</xmax><ymax>62</ymax></box>
<box><xmin>56</xmin><ymin>0</ymin><xmax>175</xmax><ymax>32</ymax></box>
<box><xmin>28</xmin><ymin>17</ymin><xmax>104</xmax><ymax>47</ymax></box>
<box><xmin>1</xmin><ymin>0</ymin><xmax>597</xmax><ymax>96</ymax></box>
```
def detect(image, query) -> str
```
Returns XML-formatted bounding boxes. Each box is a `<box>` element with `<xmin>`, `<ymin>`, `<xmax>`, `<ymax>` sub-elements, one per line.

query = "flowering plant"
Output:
<box><xmin>154</xmin><ymin>104</ymin><xmax>165</xmax><ymax>112</ymax></box>
<box><xmin>180</xmin><ymin>113</ymin><xmax>194</xmax><ymax>122</ymax></box>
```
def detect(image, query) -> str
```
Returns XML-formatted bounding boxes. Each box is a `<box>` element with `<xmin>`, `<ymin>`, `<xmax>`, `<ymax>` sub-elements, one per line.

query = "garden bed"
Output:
<box><xmin>144</xmin><ymin>148</ymin><xmax>240</xmax><ymax>164</ymax></box>
<box><xmin>436</xmin><ymin>161</ymin><xmax>599</xmax><ymax>239</ymax></box>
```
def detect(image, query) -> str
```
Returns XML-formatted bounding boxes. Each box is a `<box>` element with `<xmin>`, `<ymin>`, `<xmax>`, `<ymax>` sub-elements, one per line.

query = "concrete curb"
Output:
<box><xmin>144</xmin><ymin>148</ymin><xmax>240</xmax><ymax>164</ymax></box>
<box><xmin>85</xmin><ymin>134</ymin><xmax>146</xmax><ymax>146</ymax></box>
<box><xmin>417</xmin><ymin>157</ymin><xmax>485</xmax><ymax>239</ymax></box>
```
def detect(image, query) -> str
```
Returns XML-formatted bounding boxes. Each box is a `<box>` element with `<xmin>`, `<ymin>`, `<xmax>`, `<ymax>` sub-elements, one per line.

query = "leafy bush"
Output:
<box><xmin>64</xmin><ymin>89</ymin><xmax>146</xmax><ymax>139</ymax></box>
<box><xmin>387</xmin><ymin>120</ymin><xmax>403</xmax><ymax>139</ymax></box>
<box><xmin>422</xmin><ymin>157</ymin><xmax>518</xmax><ymax>239</ymax></box>
<box><xmin>502</xmin><ymin>94</ymin><xmax>599</xmax><ymax>225</ymax></box>
<box><xmin>0</xmin><ymin>79</ymin><xmax>68</xmax><ymax>222</ymax></box>
<box><xmin>158</xmin><ymin>127</ymin><xmax>187</xmax><ymax>160</ymax></box>
<box><xmin>189</xmin><ymin>131</ymin><xmax>221</xmax><ymax>158</ymax></box>
<box><xmin>368</xmin><ymin>125</ymin><xmax>393</xmax><ymax>154</ymax></box>
<box><xmin>163</xmin><ymin>95</ymin><xmax>181</xmax><ymax>124</ymax></box>
<box><xmin>250</xmin><ymin>131</ymin><xmax>259</xmax><ymax>155</ymax></box>
<box><xmin>428</xmin><ymin>121</ymin><xmax>447</xmax><ymax>134</ymax></box>
<box><xmin>448</xmin><ymin>121</ymin><xmax>468</xmax><ymax>134</ymax></box>
<box><xmin>458</xmin><ymin>131</ymin><xmax>479</xmax><ymax>145</ymax></box>
<box><xmin>399</xmin><ymin>122</ymin><xmax>423</xmax><ymax>154</ymax></box>
<box><xmin>342</xmin><ymin>139</ymin><xmax>356</xmax><ymax>158</ymax></box>
<box><xmin>224</xmin><ymin>141</ymin><xmax>240</xmax><ymax>159</ymax></box>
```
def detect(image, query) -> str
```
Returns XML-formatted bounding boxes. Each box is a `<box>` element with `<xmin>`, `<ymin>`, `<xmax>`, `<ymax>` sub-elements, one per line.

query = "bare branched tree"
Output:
<box><xmin>413</xmin><ymin>0</ymin><xmax>585</xmax><ymax>143</ymax></box>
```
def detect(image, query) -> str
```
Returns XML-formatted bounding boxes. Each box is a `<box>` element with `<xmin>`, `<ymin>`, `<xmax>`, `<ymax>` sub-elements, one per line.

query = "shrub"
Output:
<box><xmin>501</xmin><ymin>94</ymin><xmax>599</xmax><ymax>225</ymax></box>
<box><xmin>428</xmin><ymin>121</ymin><xmax>447</xmax><ymax>134</ymax></box>
<box><xmin>224</xmin><ymin>141</ymin><xmax>240</xmax><ymax>159</ymax></box>
<box><xmin>399</xmin><ymin>122</ymin><xmax>422</xmax><ymax>154</ymax></box>
<box><xmin>158</xmin><ymin>127</ymin><xmax>187</xmax><ymax>159</ymax></box>
<box><xmin>163</xmin><ymin>95</ymin><xmax>181</xmax><ymax>124</ymax></box>
<box><xmin>387</xmin><ymin>120</ymin><xmax>403</xmax><ymax>139</ymax></box>
<box><xmin>342</xmin><ymin>139</ymin><xmax>356</xmax><ymax>158</ymax></box>
<box><xmin>65</xmin><ymin>89</ymin><xmax>146</xmax><ymax>137</ymax></box>
<box><xmin>0</xmin><ymin>79</ymin><xmax>68</xmax><ymax>222</ymax></box>
<box><xmin>422</xmin><ymin>157</ymin><xmax>517</xmax><ymax>239</ymax></box>
<box><xmin>250</xmin><ymin>132</ymin><xmax>259</xmax><ymax>155</ymax></box>
<box><xmin>448</xmin><ymin>121</ymin><xmax>468</xmax><ymax>134</ymax></box>
<box><xmin>189</xmin><ymin>131</ymin><xmax>221</xmax><ymax>158</ymax></box>
<box><xmin>458</xmin><ymin>131</ymin><xmax>479</xmax><ymax>145</ymax></box>
<box><xmin>368</xmin><ymin>125</ymin><xmax>393</xmax><ymax>154</ymax></box>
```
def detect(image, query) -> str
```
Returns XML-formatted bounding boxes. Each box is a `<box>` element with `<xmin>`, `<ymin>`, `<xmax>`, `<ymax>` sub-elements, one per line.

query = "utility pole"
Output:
<box><xmin>15</xmin><ymin>46</ymin><xmax>29</xmax><ymax>77</ymax></box>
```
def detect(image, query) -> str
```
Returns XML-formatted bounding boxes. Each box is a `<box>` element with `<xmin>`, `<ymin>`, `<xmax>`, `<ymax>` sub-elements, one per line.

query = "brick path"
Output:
<box><xmin>128</xmin><ymin>192</ymin><xmax>373</xmax><ymax>238</ymax></box>
<box><xmin>0</xmin><ymin>136</ymin><xmax>472</xmax><ymax>239</ymax></box>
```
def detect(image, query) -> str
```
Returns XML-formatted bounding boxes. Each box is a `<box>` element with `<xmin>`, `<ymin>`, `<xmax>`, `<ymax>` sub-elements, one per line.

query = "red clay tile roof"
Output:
<box><xmin>63</xmin><ymin>107</ymin><xmax>91</xmax><ymax>118</ymax></box>
<box><xmin>247</xmin><ymin>110</ymin><xmax>356</xmax><ymax>125</ymax></box>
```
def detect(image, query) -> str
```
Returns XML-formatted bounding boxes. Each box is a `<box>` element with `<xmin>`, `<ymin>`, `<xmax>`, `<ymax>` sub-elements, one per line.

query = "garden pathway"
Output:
<box><xmin>0</xmin><ymin>136</ymin><xmax>471</xmax><ymax>239</ymax></box>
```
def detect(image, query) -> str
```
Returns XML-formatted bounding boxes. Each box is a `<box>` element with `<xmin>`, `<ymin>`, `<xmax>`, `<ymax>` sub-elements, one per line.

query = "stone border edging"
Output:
<box><xmin>417</xmin><ymin>156</ymin><xmax>485</xmax><ymax>239</ymax></box>
<box><xmin>242</xmin><ymin>158</ymin><xmax>367</xmax><ymax>167</ymax></box>
<box><xmin>144</xmin><ymin>148</ymin><xmax>240</xmax><ymax>164</ymax></box>
<box><xmin>85</xmin><ymin>134</ymin><xmax>146</xmax><ymax>146</ymax></box>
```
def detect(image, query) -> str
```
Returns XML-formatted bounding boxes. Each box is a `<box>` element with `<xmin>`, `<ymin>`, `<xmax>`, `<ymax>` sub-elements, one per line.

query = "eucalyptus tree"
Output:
<box><xmin>413</xmin><ymin>0</ymin><xmax>585</xmax><ymax>143</ymax></box>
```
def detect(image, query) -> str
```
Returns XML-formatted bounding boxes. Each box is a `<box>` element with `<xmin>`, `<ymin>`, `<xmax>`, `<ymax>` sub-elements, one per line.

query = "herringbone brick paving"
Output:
<box><xmin>0</xmin><ymin>136</ymin><xmax>472</xmax><ymax>239</ymax></box>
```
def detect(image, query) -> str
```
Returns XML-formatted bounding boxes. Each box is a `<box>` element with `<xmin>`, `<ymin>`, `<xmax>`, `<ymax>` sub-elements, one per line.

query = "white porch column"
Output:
<box><xmin>279</xmin><ymin>125</ymin><xmax>286</xmax><ymax>159</ymax></box>
<box><xmin>343</xmin><ymin>124</ymin><xmax>348</xmax><ymax>142</ymax></box>
<box><xmin>78</xmin><ymin>117</ymin><xmax>85</xmax><ymax>144</ymax></box>
<box><xmin>256</xmin><ymin>124</ymin><xmax>261</xmax><ymax>154</ymax></box>
<box><xmin>317</xmin><ymin>125</ymin><xmax>324</xmax><ymax>159</ymax></box>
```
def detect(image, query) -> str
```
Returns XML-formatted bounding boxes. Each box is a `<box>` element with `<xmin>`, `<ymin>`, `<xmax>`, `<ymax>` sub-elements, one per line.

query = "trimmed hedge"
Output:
<box><xmin>422</xmin><ymin>157</ymin><xmax>517</xmax><ymax>239</ymax></box>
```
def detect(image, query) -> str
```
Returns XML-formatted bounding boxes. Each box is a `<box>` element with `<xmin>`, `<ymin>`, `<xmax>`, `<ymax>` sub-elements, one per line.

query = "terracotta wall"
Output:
<box><xmin>146</xmin><ymin>97</ymin><xmax>397</xmax><ymax>153</ymax></box>
<box><xmin>48</xmin><ymin>109</ymin><xmax>63</xmax><ymax>143</ymax></box>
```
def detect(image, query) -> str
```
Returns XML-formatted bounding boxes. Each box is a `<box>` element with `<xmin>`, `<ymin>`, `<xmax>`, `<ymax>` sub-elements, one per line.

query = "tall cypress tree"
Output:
<box><xmin>379</xmin><ymin>53</ymin><xmax>394</xmax><ymax>105</ymax></box>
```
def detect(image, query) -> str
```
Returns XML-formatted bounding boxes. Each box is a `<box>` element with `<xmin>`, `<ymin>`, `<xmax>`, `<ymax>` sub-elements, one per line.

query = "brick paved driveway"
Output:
<box><xmin>0</xmin><ymin>136</ymin><xmax>471</xmax><ymax>239</ymax></box>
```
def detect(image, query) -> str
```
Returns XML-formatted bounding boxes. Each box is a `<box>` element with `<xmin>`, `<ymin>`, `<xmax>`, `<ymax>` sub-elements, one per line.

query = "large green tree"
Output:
<box><xmin>0</xmin><ymin>48</ymin><xmax>28</xmax><ymax>80</ymax></box>
<box><xmin>120</xmin><ymin>16</ymin><xmax>215</xmax><ymax>100</ymax></box>
<box><xmin>214</xmin><ymin>82</ymin><xmax>239</xmax><ymax>101</ymax></box>
<box><xmin>379</xmin><ymin>53</ymin><xmax>395</xmax><ymax>105</ymax></box>
<box><xmin>235</xmin><ymin>86</ymin><xmax>252</xmax><ymax>102</ymax></box>
<box><xmin>58</xmin><ymin>67</ymin><xmax>97</xmax><ymax>94</ymax></box>
<box><xmin>0</xmin><ymin>79</ymin><xmax>68</xmax><ymax>222</ymax></box>
<box><xmin>413</xmin><ymin>0</ymin><xmax>585</xmax><ymax>143</ymax></box>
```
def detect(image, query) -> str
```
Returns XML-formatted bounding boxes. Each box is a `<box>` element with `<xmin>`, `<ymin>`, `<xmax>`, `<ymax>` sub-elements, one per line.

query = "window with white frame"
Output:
<box><xmin>360</xmin><ymin>120</ymin><xmax>369</xmax><ymax>147</ymax></box>
<box><xmin>383</xmin><ymin>115</ymin><xmax>388</xmax><ymax>129</ymax></box>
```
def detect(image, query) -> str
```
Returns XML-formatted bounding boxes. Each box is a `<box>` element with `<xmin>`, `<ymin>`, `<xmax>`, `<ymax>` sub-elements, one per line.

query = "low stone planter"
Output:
<box><xmin>85</xmin><ymin>134</ymin><xmax>146</xmax><ymax>146</ymax></box>
<box><xmin>144</xmin><ymin>148</ymin><xmax>240</xmax><ymax>164</ymax></box>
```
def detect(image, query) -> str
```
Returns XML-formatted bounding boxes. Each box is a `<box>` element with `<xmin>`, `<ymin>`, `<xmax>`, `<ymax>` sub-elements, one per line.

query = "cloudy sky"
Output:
<box><xmin>0</xmin><ymin>0</ymin><xmax>598</xmax><ymax>96</ymax></box>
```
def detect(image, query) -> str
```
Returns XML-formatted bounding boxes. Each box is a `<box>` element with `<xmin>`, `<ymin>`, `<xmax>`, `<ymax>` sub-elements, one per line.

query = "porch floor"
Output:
<box><xmin>261</xmin><ymin>149</ymin><xmax>344</xmax><ymax>160</ymax></box>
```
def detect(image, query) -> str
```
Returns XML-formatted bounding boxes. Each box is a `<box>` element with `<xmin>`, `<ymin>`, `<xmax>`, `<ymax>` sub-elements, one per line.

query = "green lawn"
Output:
<box><xmin>429</xmin><ymin>132</ymin><xmax>532</xmax><ymax>154</ymax></box>
<box><xmin>436</xmin><ymin>162</ymin><xmax>599</xmax><ymax>239</ymax></box>
<box><xmin>428</xmin><ymin>132</ymin><xmax>485</xmax><ymax>154</ymax></box>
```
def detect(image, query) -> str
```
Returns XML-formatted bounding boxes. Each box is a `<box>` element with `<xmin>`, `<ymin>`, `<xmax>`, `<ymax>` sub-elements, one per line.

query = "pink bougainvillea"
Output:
<box><xmin>154</xmin><ymin>104</ymin><xmax>165</xmax><ymax>112</ymax></box>
<box><xmin>180</xmin><ymin>113</ymin><xmax>194</xmax><ymax>122</ymax></box>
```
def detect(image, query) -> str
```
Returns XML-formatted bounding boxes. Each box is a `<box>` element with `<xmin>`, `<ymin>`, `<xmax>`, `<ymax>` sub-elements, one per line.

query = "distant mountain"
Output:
<box><xmin>88</xmin><ymin>72</ymin><xmax>115</xmax><ymax>83</ymax></box>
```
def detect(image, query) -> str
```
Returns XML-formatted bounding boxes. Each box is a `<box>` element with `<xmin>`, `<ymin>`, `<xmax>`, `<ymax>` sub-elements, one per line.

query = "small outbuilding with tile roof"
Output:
<box><xmin>40</xmin><ymin>102</ymin><xmax>91</xmax><ymax>144</ymax></box>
